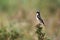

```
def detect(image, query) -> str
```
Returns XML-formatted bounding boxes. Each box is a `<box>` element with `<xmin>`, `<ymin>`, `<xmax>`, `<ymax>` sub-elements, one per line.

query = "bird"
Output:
<box><xmin>36</xmin><ymin>10</ymin><xmax>45</xmax><ymax>25</ymax></box>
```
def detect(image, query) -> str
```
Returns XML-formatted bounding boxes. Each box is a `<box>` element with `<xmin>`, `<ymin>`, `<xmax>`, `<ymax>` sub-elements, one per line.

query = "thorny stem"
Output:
<box><xmin>36</xmin><ymin>24</ymin><xmax>45</xmax><ymax>40</ymax></box>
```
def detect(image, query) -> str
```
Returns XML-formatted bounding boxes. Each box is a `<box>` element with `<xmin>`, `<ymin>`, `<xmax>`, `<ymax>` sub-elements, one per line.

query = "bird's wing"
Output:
<box><xmin>37</xmin><ymin>15</ymin><xmax>45</xmax><ymax>25</ymax></box>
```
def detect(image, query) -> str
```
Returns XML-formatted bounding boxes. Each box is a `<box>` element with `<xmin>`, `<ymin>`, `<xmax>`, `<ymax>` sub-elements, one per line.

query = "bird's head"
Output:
<box><xmin>36</xmin><ymin>10</ymin><xmax>40</xmax><ymax>16</ymax></box>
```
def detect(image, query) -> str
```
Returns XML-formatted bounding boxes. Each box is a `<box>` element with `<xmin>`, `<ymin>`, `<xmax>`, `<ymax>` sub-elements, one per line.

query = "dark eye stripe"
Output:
<box><xmin>36</xmin><ymin>12</ymin><xmax>39</xmax><ymax>13</ymax></box>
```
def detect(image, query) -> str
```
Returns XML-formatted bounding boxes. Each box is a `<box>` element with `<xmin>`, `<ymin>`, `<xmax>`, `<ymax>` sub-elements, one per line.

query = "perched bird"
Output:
<box><xmin>36</xmin><ymin>10</ymin><xmax>45</xmax><ymax>25</ymax></box>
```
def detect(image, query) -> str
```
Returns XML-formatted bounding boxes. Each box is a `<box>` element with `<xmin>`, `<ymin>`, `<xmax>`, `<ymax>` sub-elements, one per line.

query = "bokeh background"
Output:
<box><xmin>0</xmin><ymin>0</ymin><xmax>60</xmax><ymax>40</ymax></box>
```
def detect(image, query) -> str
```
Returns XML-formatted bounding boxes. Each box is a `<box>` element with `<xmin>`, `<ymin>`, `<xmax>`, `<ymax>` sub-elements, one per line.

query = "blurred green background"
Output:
<box><xmin>0</xmin><ymin>0</ymin><xmax>60</xmax><ymax>40</ymax></box>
